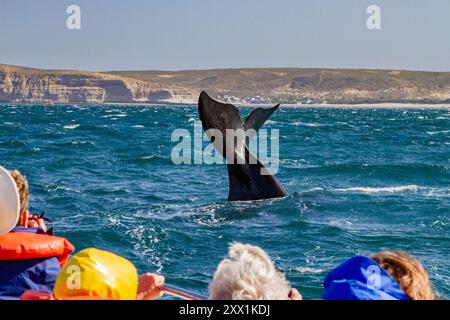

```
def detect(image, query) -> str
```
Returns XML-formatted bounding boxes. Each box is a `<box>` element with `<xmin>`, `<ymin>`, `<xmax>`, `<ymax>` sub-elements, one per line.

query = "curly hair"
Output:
<box><xmin>8</xmin><ymin>169</ymin><xmax>29</xmax><ymax>215</ymax></box>
<box><xmin>371</xmin><ymin>251</ymin><xmax>435</xmax><ymax>300</ymax></box>
<box><xmin>209</xmin><ymin>242</ymin><xmax>291</xmax><ymax>300</ymax></box>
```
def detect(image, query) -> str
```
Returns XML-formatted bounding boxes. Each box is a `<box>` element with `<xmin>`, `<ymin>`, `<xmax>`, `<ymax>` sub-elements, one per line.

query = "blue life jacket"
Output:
<box><xmin>0</xmin><ymin>227</ymin><xmax>74</xmax><ymax>300</ymax></box>
<box><xmin>0</xmin><ymin>257</ymin><xmax>61</xmax><ymax>300</ymax></box>
<box><xmin>9</xmin><ymin>226</ymin><xmax>46</xmax><ymax>234</ymax></box>
<box><xmin>322</xmin><ymin>256</ymin><xmax>410</xmax><ymax>300</ymax></box>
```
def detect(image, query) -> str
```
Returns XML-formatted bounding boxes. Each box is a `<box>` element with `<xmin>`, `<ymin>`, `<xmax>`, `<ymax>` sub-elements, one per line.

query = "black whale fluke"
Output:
<box><xmin>198</xmin><ymin>91</ymin><xmax>288</xmax><ymax>201</ymax></box>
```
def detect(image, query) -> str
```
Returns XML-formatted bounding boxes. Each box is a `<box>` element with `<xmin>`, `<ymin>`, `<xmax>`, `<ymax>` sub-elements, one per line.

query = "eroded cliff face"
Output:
<box><xmin>0</xmin><ymin>65</ymin><xmax>176</xmax><ymax>104</ymax></box>
<box><xmin>2</xmin><ymin>64</ymin><xmax>450</xmax><ymax>105</ymax></box>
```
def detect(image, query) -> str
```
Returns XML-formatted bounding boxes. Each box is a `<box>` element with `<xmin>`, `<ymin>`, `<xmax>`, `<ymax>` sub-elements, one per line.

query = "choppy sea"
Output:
<box><xmin>1</xmin><ymin>104</ymin><xmax>448</xmax><ymax>299</ymax></box>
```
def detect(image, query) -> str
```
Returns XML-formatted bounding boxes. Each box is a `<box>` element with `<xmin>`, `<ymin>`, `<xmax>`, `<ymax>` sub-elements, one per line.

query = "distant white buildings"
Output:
<box><xmin>218</xmin><ymin>95</ymin><xmax>273</xmax><ymax>104</ymax></box>
<box><xmin>216</xmin><ymin>94</ymin><xmax>323</xmax><ymax>105</ymax></box>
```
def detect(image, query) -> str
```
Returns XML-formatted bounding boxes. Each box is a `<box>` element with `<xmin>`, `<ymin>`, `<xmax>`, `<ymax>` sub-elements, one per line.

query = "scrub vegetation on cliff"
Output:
<box><xmin>2</xmin><ymin>64</ymin><xmax>450</xmax><ymax>105</ymax></box>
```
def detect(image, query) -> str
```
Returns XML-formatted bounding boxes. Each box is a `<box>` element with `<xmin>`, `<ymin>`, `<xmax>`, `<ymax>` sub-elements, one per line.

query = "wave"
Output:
<box><xmin>133</xmin><ymin>154</ymin><xmax>174</xmax><ymax>165</ymax></box>
<box><xmin>293</xmin><ymin>187</ymin><xmax>325</xmax><ymax>197</ymax></box>
<box><xmin>293</xmin><ymin>121</ymin><xmax>324</xmax><ymax>127</ymax></box>
<box><xmin>302</xmin><ymin>187</ymin><xmax>325</xmax><ymax>193</ymax></box>
<box><xmin>0</xmin><ymin>140</ymin><xmax>27</xmax><ymax>147</ymax></box>
<box><xmin>71</xmin><ymin>140</ymin><xmax>95</xmax><ymax>146</ymax></box>
<box><xmin>295</xmin><ymin>185</ymin><xmax>448</xmax><ymax>199</ymax></box>
<box><xmin>141</xmin><ymin>155</ymin><xmax>164</xmax><ymax>161</ymax></box>
<box><xmin>102</xmin><ymin>113</ymin><xmax>128</xmax><ymax>118</ymax></box>
<box><xmin>49</xmin><ymin>140</ymin><xmax>96</xmax><ymax>149</ymax></box>
<box><xmin>63</xmin><ymin>124</ymin><xmax>80</xmax><ymax>130</ymax></box>
<box><xmin>307</xmin><ymin>163</ymin><xmax>449</xmax><ymax>177</ymax></box>
<box><xmin>426</xmin><ymin>130</ymin><xmax>450</xmax><ymax>135</ymax></box>
<box><xmin>280</xmin><ymin>159</ymin><xmax>317</xmax><ymax>169</ymax></box>
<box><xmin>334</xmin><ymin>185</ymin><xmax>418</xmax><ymax>194</ymax></box>
<box><xmin>290</xmin><ymin>267</ymin><xmax>326</xmax><ymax>274</ymax></box>
<box><xmin>45</xmin><ymin>185</ymin><xmax>81</xmax><ymax>194</ymax></box>
<box><xmin>423</xmin><ymin>187</ymin><xmax>450</xmax><ymax>198</ymax></box>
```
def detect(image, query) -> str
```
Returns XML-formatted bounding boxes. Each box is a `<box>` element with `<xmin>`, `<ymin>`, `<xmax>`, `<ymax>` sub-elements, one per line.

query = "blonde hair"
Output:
<box><xmin>371</xmin><ymin>251</ymin><xmax>435</xmax><ymax>300</ymax></box>
<box><xmin>8</xmin><ymin>169</ymin><xmax>29</xmax><ymax>214</ymax></box>
<box><xmin>209</xmin><ymin>243</ymin><xmax>291</xmax><ymax>300</ymax></box>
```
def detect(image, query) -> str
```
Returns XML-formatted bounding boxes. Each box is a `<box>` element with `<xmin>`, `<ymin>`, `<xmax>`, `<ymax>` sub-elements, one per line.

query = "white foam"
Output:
<box><xmin>280</xmin><ymin>159</ymin><xmax>315</xmax><ymax>169</ymax></box>
<box><xmin>293</xmin><ymin>121</ymin><xmax>323</xmax><ymax>127</ymax></box>
<box><xmin>71</xmin><ymin>140</ymin><xmax>92</xmax><ymax>145</ymax></box>
<box><xmin>426</xmin><ymin>130</ymin><xmax>450</xmax><ymax>135</ymax></box>
<box><xmin>63</xmin><ymin>124</ymin><xmax>79</xmax><ymax>129</ymax></box>
<box><xmin>423</xmin><ymin>187</ymin><xmax>450</xmax><ymax>198</ymax></box>
<box><xmin>301</xmin><ymin>187</ymin><xmax>324</xmax><ymax>193</ymax></box>
<box><xmin>335</xmin><ymin>185</ymin><xmax>418</xmax><ymax>194</ymax></box>
<box><xmin>293</xmin><ymin>267</ymin><xmax>326</xmax><ymax>274</ymax></box>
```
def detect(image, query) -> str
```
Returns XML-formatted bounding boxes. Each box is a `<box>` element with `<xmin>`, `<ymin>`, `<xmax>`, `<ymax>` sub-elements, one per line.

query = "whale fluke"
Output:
<box><xmin>243</xmin><ymin>104</ymin><xmax>280</xmax><ymax>138</ymax></box>
<box><xmin>198</xmin><ymin>91</ymin><xmax>288</xmax><ymax>201</ymax></box>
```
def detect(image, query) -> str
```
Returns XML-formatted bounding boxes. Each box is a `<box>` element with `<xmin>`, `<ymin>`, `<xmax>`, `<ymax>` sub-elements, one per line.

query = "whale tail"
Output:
<box><xmin>198</xmin><ymin>91</ymin><xmax>288</xmax><ymax>201</ymax></box>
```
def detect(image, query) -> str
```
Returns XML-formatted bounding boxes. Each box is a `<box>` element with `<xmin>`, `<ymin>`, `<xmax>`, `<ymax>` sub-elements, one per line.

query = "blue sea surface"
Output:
<box><xmin>0</xmin><ymin>104</ymin><xmax>449</xmax><ymax>299</ymax></box>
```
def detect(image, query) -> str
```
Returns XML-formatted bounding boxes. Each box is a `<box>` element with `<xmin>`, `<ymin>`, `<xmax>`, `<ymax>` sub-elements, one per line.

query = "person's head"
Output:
<box><xmin>8</xmin><ymin>170</ymin><xmax>29</xmax><ymax>215</ymax></box>
<box><xmin>209</xmin><ymin>242</ymin><xmax>291</xmax><ymax>300</ymax></box>
<box><xmin>371</xmin><ymin>251</ymin><xmax>435</xmax><ymax>300</ymax></box>
<box><xmin>54</xmin><ymin>248</ymin><xmax>138</xmax><ymax>300</ymax></box>
<box><xmin>0</xmin><ymin>166</ymin><xmax>20</xmax><ymax>234</ymax></box>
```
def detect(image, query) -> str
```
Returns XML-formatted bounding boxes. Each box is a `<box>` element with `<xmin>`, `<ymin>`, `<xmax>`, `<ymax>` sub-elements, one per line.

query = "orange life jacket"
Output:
<box><xmin>0</xmin><ymin>232</ymin><xmax>74</xmax><ymax>266</ymax></box>
<box><xmin>0</xmin><ymin>231</ymin><xmax>74</xmax><ymax>300</ymax></box>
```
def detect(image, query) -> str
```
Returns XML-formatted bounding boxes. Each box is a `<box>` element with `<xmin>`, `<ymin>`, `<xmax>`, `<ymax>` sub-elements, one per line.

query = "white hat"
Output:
<box><xmin>0</xmin><ymin>166</ymin><xmax>20</xmax><ymax>234</ymax></box>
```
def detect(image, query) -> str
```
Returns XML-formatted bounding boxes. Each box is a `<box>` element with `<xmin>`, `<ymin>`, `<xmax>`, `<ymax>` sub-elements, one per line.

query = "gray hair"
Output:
<box><xmin>209</xmin><ymin>242</ymin><xmax>291</xmax><ymax>300</ymax></box>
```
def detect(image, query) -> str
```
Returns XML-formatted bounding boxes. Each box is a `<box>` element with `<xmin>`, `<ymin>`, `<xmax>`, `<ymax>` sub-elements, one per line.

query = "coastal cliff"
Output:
<box><xmin>0</xmin><ymin>64</ymin><xmax>187</xmax><ymax>104</ymax></box>
<box><xmin>2</xmin><ymin>64</ymin><xmax>450</xmax><ymax>105</ymax></box>
<box><xmin>114</xmin><ymin>68</ymin><xmax>450</xmax><ymax>105</ymax></box>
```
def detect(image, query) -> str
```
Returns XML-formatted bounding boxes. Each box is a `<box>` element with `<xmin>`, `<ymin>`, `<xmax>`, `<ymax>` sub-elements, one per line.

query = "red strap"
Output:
<box><xmin>18</xmin><ymin>210</ymin><xmax>29</xmax><ymax>227</ymax></box>
<box><xmin>20</xmin><ymin>290</ymin><xmax>113</xmax><ymax>300</ymax></box>
<box><xmin>20</xmin><ymin>290</ymin><xmax>55</xmax><ymax>300</ymax></box>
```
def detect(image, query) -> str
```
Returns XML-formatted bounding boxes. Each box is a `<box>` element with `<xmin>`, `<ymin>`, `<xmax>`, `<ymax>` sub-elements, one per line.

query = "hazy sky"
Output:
<box><xmin>1</xmin><ymin>0</ymin><xmax>449</xmax><ymax>71</ymax></box>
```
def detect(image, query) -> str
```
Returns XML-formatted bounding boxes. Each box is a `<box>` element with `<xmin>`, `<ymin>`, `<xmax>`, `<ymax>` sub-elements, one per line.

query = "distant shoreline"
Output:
<box><xmin>3</xmin><ymin>64</ymin><xmax>450</xmax><ymax>110</ymax></box>
<box><xmin>286</xmin><ymin>102</ymin><xmax>450</xmax><ymax>109</ymax></box>
<box><xmin>3</xmin><ymin>101</ymin><xmax>450</xmax><ymax>109</ymax></box>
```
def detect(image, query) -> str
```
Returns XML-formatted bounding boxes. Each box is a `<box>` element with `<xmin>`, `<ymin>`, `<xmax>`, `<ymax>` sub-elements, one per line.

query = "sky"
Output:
<box><xmin>1</xmin><ymin>0</ymin><xmax>450</xmax><ymax>72</ymax></box>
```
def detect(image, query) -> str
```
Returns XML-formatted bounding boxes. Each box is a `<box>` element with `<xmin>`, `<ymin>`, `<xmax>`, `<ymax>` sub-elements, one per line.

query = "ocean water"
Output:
<box><xmin>0</xmin><ymin>104</ymin><xmax>449</xmax><ymax>299</ymax></box>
